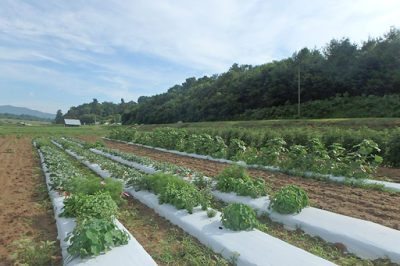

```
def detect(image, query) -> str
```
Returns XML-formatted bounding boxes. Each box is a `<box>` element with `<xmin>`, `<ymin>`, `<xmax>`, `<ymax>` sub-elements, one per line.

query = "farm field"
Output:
<box><xmin>1</xmin><ymin>135</ymin><xmax>233</xmax><ymax>265</ymax></box>
<box><xmin>53</xmin><ymin>136</ymin><xmax>400</xmax><ymax>265</ymax></box>
<box><xmin>2</xmin><ymin>126</ymin><xmax>400</xmax><ymax>265</ymax></box>
<box><xmin>77</xmin><ymin>136</ymin><xmax>400</xmax><ymax>231</ymax></box>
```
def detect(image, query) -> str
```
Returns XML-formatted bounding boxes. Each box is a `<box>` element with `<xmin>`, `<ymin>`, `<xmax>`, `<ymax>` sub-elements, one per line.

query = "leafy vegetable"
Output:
<box><xmin>268</xmin><ymin>185</ymin><xmax>310</xmax><ymax>214</ymax></box>
<box><xmin>221</xmin><ymin>203</ymin><xmax>258</xmax><ymax>231</ymax></box>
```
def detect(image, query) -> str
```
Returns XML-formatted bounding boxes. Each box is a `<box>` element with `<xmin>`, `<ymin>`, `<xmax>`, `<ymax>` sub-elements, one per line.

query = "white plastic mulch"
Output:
<box><xmin>78</xmin><ymin>151</ymin><xmax>336</xmax><ymax>266</ymax></box>
<box><xmin>105</xmin><ymin>138</ymin><xmax>400</xmax><ymax>192</ymax></box>
<box><xmin>92</xmin><ymin>146</ymin><xmax>400</xmax><ymax>264</ymax></box>
<box><xmin>37</xmin><ymin>148</ymin><xmax>157</xmax><ymax>266</ymax></box>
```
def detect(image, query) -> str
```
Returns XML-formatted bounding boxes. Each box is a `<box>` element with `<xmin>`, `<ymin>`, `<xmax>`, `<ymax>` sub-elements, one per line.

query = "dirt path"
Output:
<box><xmin>0</xmin><ymin>136</ymin><xmax>61</xmax><ymax>265</ymax></box>
<box><xmin>77</xmin><ymin>136</ymin><xmax>400</xmax><ymax>231</ymax></box>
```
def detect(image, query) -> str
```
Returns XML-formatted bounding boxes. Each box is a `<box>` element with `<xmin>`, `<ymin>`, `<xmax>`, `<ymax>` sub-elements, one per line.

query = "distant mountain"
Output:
<box><xmin>0</xmin><ymin>105</ymin><xmax>55</xmax><ymax>119</ymax></box>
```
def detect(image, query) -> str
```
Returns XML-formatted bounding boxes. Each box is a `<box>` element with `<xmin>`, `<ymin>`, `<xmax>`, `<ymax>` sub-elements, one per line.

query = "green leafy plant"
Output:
<box><xmin>221</xmin><ymin>203</ymin><xmax>258</xmax><ymax>231</ymax></box>
<box><xmin>34</xmin><ymin>137</ymin><xmax>51</xmax><ymax>149</ymax></box>
<box><xmin>226</xmin><ymin>139</ymin><xmax>247</xmax><ymax>160</ymax></box>
<box><xmin>192</xmin><ymin>175</ymin><xmax>212</xmax><ymax>190</ymax></box>
<box><xmin>206</xmin><ymin>208</ymin><xmax>217</xmax><ymax>218</ymax></box>
<box><xmin>82</xmin><ymin>139</ymin><xmax>106</xmax><ymax>149</ymax></box>
<box><xmin>216</xmin><ymin>165</ymin><xmax>269</xmax><ymax>198</ymax></box>
<box><xmin>135</xmin><ymin>172</ymin><xmax>211</xmax><ymax>214</ymax></box>
<box><xmin>217</xmin><ymin>165</ymin><xmax>250</xmax><ymax>181</ymax></box>
<box><xmin>258</xmin><ymin>138</ymin><xmax>288</xmax><ymax>166</ymax></box>
<box><xmin>10</xmin><ymin>238</ymin><xmax>56</xmax><ymax>266</ymax></box>
<box><xmin>59</xmin><ymin>192</ymin><xmax>119</xmax><ymax>223</ymax></box>
<box><xmin>65</xmin><ymin>218</ymin><xmax>130</xmax><ymax>261</ymax></box>
<box><xmin>348</xmin><ymin>139</ymin><xmax>383</xmax><ymax>176</ymax></box>
<box><xmin>63</xmin><ymin>176</ymin><xmax>124</xmax><ymax>205</ymax></box>
<box><xmin>107</xmin><ymin>128</ymin><xmax>137</xmax><ymax>142</ymax></box>
<box><xmin>158</xmin><ymin>182</ymin><xmax>211</xmax><ymax>214</ymax></box>
<box><xmin>268</xmin><ymin>185</ymin><xmax>310</xmax><ymax>214</ymax></box>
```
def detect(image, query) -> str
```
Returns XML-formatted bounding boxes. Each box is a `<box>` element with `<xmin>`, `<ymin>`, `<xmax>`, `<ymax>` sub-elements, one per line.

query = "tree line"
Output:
<box><xmin>54</xmin><ymin>99</ymin><xmax>136</xmax><ymax>125</ymax></box>
<box><xmin>55</xmin><ymin>26</ymin><xmax>400</xmax><ymax>125</ymax></box>
<box><xmin>0</xmin><ymin>113</ymin><xmax>52</xmax><ymax>122</ymax></box>
<box><xmin>122</xmin><ymin>26</ymin><xmax>400</xmax><ymax>124</ymax></box>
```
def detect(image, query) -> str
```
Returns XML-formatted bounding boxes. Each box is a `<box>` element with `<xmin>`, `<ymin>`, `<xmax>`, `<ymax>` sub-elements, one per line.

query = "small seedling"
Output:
<box><xmin>206</xmin><ymin>208</ymin><xmax>217</xmax><ymax>218</ymax></box>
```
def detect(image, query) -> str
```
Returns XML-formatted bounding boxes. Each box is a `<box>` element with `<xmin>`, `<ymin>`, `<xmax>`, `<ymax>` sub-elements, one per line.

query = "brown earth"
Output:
<box><xmin>77</xmin><ymin>136</ymin><xmax>400</xmax><ymax>231</ymax></box>
<box><xmin>0</xmin><ymin>135</ymin><xmax>62</xmax><ymax>265</ymax></box>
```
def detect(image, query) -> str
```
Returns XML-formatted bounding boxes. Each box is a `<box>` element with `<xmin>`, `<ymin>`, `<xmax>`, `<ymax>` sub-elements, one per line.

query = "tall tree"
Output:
<box><xmin>90</xmin><ymin>98</ymin><xmax>102</xmax><ymax>116</ymax></box>
<box><xmin>54</xmin><ymin>109</ymin><xmax>64</xmax><ymax>124</ymax></box>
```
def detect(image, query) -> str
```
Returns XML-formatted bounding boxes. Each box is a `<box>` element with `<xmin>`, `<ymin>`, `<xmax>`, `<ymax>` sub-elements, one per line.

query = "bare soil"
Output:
<box><xmin>78</xmin><ymin>136</ymin><xmax>400</xmax><ymax>231</ymax></box>
<box><xmin>0</xmin><ymin>136</ymin><xmax>62</xmax><ymax>265</ymax></box>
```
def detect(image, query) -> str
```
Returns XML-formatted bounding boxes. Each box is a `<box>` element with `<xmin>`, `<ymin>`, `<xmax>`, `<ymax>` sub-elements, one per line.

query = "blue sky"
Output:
<box><xmin>0</xmin><ymin>0</ymin><xmax>399</xmax><ymax>115</ymax></box>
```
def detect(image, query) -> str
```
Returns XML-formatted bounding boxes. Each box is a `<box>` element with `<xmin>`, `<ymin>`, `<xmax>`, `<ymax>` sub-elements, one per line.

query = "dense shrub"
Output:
<box><xmin>268</xmin><ymin>185</ymin><xmax>310</xmax><ymax>214</ymax></box>
<box><xmin>221</xmin><ymin>203</ymin><xmax>258</xmax><ymax>231</ymax></box>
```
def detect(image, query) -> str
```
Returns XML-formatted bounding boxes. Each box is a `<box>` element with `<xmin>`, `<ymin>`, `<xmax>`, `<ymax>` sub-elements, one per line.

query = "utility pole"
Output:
<box><xmin>298</xmin><ymin>67</ymin><xmax>300</xmax><ymax>117</ymax></box>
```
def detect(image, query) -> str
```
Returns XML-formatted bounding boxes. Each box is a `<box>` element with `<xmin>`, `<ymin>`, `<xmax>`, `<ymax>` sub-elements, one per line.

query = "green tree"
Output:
<box><xmin>90</xmin><ymin>98</ymin><xmax>102</xmax><ymax>116</ymax></box>
<box><xmin>79</xmin><ymin>114</ymin><xmax>96</xmax><ymax>125</ymax></box>
<box><xmin>54</xmin><ymin>109</ymin><xmax>64</xmax><ymax>124</ymax></box>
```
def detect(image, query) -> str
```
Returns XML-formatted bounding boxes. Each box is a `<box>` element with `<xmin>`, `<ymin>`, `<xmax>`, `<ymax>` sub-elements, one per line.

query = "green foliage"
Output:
<box><xmin>63</xmin><ymin>176</ymin><xmax>125</xmax><ymax>205</ymax></box>
<box><xmin>268</xmin><ymin>185</ymin><xmax>310</xmax><ymax>214</ymax></box>
<box><xmin>215</xmin><ymin>165</ymin><xmax>270</xmax><ymax>198</ymax></box>
<box><xmin>207</xmin><ymin>209</ymin><xmax>217</xmax><ymax>218</ymax></box>
<box><xmin>152</xmin><ymin>127</ymin><xmax>187</xmax><ymax>151</ymax></box>
<box><xmin>120</xmin><ymin>126</ymin><xmax>392</xmax><ymax>175</ymax></box>
<box><xmin>59</xmin><ymin>192</ymin><xmax>120</xmax><ymax>223</ymax></box>
<box><xmin>386</xmin><ymin>128</ymin><xmax>400</xmax><ymax>167</ymax></box>
<box><xmin>280</xmin><ymin>139</ymin><xmax>327</xmax><ymax>173</ymax></box>
<box><xmin>135</xmin><ymin>132</ymin><xmax>153</xmax><ymax>146</ymax></box>
<box><xmin>138</xmin><ymin>172</ymin><xmax>212</xmax><ymax>214</ymax></box>
<box><xmin>61</xmin><ymin>140</ymin><xmax>78</xmax><ymax>150</ymax></box>
<box><xmin>226</xmin><ymin>139</ymin><xmax>247</xmax><ymax>160</ymax></box>
<box><xmin>107</xmin><ymin>128</ymin><xmax>137</xmax><ymax>142</ymax></box>
<box><xmin>123</xmin><ymin>27</ymin><xmax>400</xmax><ymax>125</ymax></box>
<box><xmin>34</xmin><ymin>137</ymin><xmax>52</xmax><ymax>149</ymax></box>
<box><xmin>82</xmin><ymin>139</ymin><xmax>106</xmax><ymax>149</ymax></box>
<box><xmin>216</xmin><ymin>177</ymin><xmax>270</xmax><ymax>198</ymax></box>
<box><xmin>0</xmin><ymin>112</ymin><xmax>52</xmax><ymax>123</ymax></box>
<box><xmin>221</xmin><ymin>203</ymin><xmax>258</xmax><ymax>231</ymax></box>
<box><xmin>191</xmin><ymin>175</ymin><xmax>212</xmax><ymax>190</ymax></box>
<box><xmin>217</xmin><ymin>165</ymin><xmax>250</xmax><ymax>181</ymax></box>
<box><xmin>347</xmin><ymin>139</ymin><xmax>383</xmax><ymax>177</ymax></box>
<box><xmin>136</xmin><ymin>172</ymin><xmax>182</xmax><ymax>194</ymax></box>
<box><xmin>65</xmin><ymin>218</ymin><xmax>130</xmax><ymax>260</ymax></box>
<box><xmin>258</xmin><ymin>138</ymin><xmax>288</xmax><ymax>166</ymax></box>
<box><xmin>10</xmin><ymin>238</ymin><xmax>56</xmax><ymax>266</ymax></box>
<box><xmin>158</xmin><ymin>182</ymin><xmax>211</xmax><ymax>214</ymax></box>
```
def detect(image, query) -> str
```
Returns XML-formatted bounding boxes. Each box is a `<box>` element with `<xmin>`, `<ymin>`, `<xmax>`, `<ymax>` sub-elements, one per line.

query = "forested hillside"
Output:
<box><xmin>60</xmin><ymin>27</ymin><xmax>400</xmax><ymax>125</ymax></box>
<box><xmin>0</xmin><ymin>113</ymin><xmax>52</xmax><ymax>123</ymax></box>
<box><xmin>121</xmin><ymin>26</ymin><xmax>399</xmax><ymax>124</ymax></box>
<box><xmin>55</xmin><ymin>99</ymin><xmax>136</xmax><ymax>124</ymax></box>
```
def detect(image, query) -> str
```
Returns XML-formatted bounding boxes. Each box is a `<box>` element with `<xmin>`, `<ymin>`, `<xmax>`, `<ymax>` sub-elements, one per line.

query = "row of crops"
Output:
<box><xmin>37</xmin><ymin>137</ymin><xmax>335</xmax><ymax>265</ymax></box>
<box><xmin>35</xmin><ymin>139</ymin><xmax>157</xmax><ymax>265</ymax></box>
<box><xmin>54</xmin><ymin>137</ymin><xmax>308</xmax><ymax>216</ymax></box>
<box><xmin>122</xmin><ymin>126</ymin><xmax>400</xmax><ymax>167</ymax></box>
<box><xmin>45</xmin><ymin>136</ymin><xmax>400</xmax><ymax>264</ymax></box>
<box><xmin>174</xmin><ymin>125</ymin><xmax>400</xmax><ymax>167</ymax></box>
<box><xmin>107</xmin><ymin>127</ymin><xmax>386</xmax><ymax>180</ymax></box>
